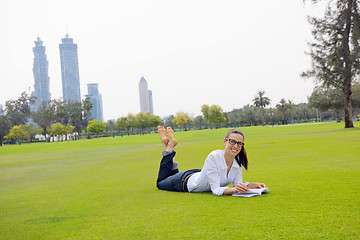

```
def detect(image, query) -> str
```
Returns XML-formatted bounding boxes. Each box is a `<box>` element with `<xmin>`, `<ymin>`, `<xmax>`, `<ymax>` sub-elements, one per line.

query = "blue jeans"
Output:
<box><xmin>156</xmin><ymin>151</ymin><xmax>201</xmax><ymax>192</ymax></box>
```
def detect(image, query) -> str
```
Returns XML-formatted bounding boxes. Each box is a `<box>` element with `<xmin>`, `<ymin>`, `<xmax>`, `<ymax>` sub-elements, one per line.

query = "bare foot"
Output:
<box><xmin>166</xmin><ymin>127</ymin><xmax>178</xmax><ymax>151</ymax></box>
<box><xmin>157</xmin><ymin>126</ymin><xmax>169</xmax><ymax>148</ymax></box>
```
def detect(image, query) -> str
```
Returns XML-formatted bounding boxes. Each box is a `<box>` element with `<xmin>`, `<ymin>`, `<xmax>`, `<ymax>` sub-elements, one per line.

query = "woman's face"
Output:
<box><xmin>224</xmin><ymin>133</ymin><xmax>244</xmax><ymax>157</ymax></box>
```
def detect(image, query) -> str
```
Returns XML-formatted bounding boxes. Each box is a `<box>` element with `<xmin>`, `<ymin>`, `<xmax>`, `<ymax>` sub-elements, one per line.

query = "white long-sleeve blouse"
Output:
<box><xmin>187</xmin><ymin>149</ymin><xmax>245</xmax><ymax>196</ymax></box>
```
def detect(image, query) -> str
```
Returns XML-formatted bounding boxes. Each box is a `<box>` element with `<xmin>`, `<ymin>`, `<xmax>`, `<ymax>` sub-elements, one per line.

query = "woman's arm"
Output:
<box><xmin>223</xmin><ymin>182</ymin><xmax>250</xmax><ymax>195</ymax></box>
<box><xmin>205</xmin><ymin>156</ymin><xmax>228</xmax><ymax>196</ymax></box>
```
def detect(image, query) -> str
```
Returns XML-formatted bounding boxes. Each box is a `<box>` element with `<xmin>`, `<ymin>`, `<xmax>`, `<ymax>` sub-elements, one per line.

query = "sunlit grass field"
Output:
<box><xmin>0</xmin><ymin>122</ymin><xmax>359</xmax><ymax>239</ymax></box>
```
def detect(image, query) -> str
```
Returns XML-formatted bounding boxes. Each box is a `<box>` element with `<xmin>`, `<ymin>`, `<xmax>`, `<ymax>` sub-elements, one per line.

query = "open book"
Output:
<box><xmin>232</xmin><ymin>188</ymin><xmax>270</xmax><ymax>197</ymax></box>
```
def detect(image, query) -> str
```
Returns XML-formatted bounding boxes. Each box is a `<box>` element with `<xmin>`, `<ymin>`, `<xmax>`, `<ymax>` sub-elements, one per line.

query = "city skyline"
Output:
<box><xmin>0</xmin><ymin>1</ymin><xmax>328</xmax><ymax>121</ymax></box>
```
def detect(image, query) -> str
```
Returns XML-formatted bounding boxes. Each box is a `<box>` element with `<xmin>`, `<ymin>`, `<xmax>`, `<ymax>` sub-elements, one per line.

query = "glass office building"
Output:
<box><xmin>85</xmin><ymin>83</ymin><xmax>103</xmax><ymax>121</ymax></box>
<box><xmin>59</xmin><ymin>34</ymin><xmax>81</xmax><ymax>103</ymax></box>
<box><xmin>139</xmin><ymin>77</ymin><xmax>154</xmax><ymax>115</ymax></box>
<box><xmin>31</xmin><ymin>37</ymin><xmax>51</xmax><ymax>111</ymax></box>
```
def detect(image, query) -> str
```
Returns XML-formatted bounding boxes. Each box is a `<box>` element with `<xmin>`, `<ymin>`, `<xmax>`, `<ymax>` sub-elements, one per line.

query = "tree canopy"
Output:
<box><xmin>302</xmin><ymin>0</ymin><xmax>360</xmax><ymax>128</ymax></box>
<box><xmin>0</xmin><ymin>116</ymin><xmax>12</xmax><ymax>146</ymax></box>
<box><xmin>21</xmin><ymin>124</ymin><xmax>41</xmax><ymax>143</ymax></box>
<box><xmin>201</xmin><ymin>104</ymin><xmax>226</xmax><ymax>128</ymax></box>
<box><xmin>87</xmin><ymin>120</ymin><xmax>107</xmax><ymax>136</ymax></box>
<box><xmin>172</xmin><ymin>112</ymin><xmax>192</xmax><ymax>130</ymax></box>
<box><xmin>253</xmin><ymin>90</ymin><xmax>271</xmax><ymax>108</ymax></box>
<box><xmin>5</xmin><ymin>92</ymin><xmax>35</xmax><ymax>126</ymax></box>
<box><xmin>6</xmin><ymin>125</ymin><xmax>27</xmax><ymax>143</ymax></box>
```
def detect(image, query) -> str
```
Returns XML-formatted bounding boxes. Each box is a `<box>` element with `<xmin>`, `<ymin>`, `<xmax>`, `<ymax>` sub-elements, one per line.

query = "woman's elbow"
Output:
<box><xmin>211</xmin><ymin>189</ymin><xmax>223</xmax><ymax>196</ymax></box>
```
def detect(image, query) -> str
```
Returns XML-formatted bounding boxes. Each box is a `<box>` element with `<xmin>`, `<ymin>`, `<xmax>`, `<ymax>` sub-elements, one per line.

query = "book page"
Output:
<box><xmin>232</xmin><ymin>188</ymin><xmax>270</xmax><ymax>197</ymax></box>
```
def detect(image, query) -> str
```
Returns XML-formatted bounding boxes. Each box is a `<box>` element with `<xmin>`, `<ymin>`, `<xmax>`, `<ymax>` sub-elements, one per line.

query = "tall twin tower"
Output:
<box><xmin>31</xmin><ymin>34</ymin><xmax>103</xmax><ymax>121</ymax></box>
<box><xmin>31</xmin><ymin>37</ymin><xmax>51</xmax><ymax>109</ymax></box>
<box><xmin>59</xmin><ymin>34</ymin><xmax>81</xmax><ymax>103</ymax></box>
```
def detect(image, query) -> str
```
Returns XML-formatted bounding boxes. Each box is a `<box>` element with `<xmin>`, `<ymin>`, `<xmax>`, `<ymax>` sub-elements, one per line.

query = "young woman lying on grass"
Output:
<box><xmin>156</xmin><ymin>126</ymin><xmax>266</xmax><ymax>196</ymax></box>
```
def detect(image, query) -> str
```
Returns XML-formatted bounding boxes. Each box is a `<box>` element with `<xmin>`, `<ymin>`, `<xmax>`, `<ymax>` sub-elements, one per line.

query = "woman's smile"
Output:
<box><xmin>231</xmin><ymin>148</ymin><xmax>239</xmax><ymax>154</ymax></box>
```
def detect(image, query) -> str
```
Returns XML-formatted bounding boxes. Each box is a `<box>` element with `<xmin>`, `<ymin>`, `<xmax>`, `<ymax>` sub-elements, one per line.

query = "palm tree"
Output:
<box><xmin>253</xmin><ymin>91</ymin><xmax>271</xmax><ymax>124</ymax></box>
<box><xmin>31</xmin><ymin>102</ymin><xmax>54</xmax><ymax>141</ymax></box>
<box><xmin>70</xmin><ymin>106</ymin><xmax>81</xmax><ymax>138</ymax></box>
<box><xmin>56</xmin><ymin>105</ymin><xmax>67</xmax><ymax>124</ymax></box>
<box><xmin>287</xmin><ymin>100</ymin><xmax>295</xmax><ymax>123</ymax></box>
<box><xmin>82</xmin><ymin>98</ymin><xmax>93</xmax><ymax>121</ymax></box>
<box><xmin>253</xmin><ymin>90</ymin><xmax>271</xmax><ymax>108</ymax></box>
<box><xmin>276</xmin><ymin>98</ymin><xmax>288</xmax><ymax>125</ymax></box>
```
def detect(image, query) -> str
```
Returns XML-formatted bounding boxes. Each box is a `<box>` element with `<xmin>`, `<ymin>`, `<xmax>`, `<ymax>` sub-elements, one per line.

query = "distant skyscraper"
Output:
<box><xmin>31</xmin><ymin>37</ymin><xmax>51</xmax><ymax>111</ymax></box>
<box><xmin>148</xmin><ymin>90</ymin><xmax>153</xmax><ymax>115</ymax></box>
<box><xmin>0</xmin><ymin>104</ymin><xmax>3</xmax><ymax>116</ymax></box>
<box><xmin>59</xmin><ymin>34</ymin><xmax>81</xmax><ymax>102</ymax></box>
<box><xmin>139</xmin><ymin>77</ymin><xmax>154</xmax><ymax>114</ymax></box>
<box><xmin>85</xmin><ymin>83</ymin><xmax>103</xmax><ymax>121</ymax></box>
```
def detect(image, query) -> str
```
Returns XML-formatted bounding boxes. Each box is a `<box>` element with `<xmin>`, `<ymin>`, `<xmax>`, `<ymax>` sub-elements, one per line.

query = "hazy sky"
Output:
<box><xmin>0</xmin><ymin>0</ymin><xmax>326</xmax><ymax>121</ymax></box>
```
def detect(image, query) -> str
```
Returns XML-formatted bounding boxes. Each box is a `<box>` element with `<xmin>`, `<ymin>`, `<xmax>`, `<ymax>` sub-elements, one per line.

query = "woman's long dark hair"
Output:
<box><xmin>225</xmin><ymin>129</ymin><xmax>248</xmax><ymax>170</ymax></box>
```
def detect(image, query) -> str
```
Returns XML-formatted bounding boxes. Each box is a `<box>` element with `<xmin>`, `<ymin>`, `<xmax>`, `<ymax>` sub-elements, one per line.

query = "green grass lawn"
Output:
<box><xmin>0</xmin><ymin>122</ymin><xmax>359</xmax><ymax>239</ymax></box>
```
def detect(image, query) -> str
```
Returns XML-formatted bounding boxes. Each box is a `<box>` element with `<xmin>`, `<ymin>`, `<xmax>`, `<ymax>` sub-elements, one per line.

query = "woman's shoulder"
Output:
<box><xmin>205</xmin><ymin>150</ymin><xmax>225</xmax><ymax>167</ymax></box>
<box><xmin>208</xmin><ymin>149</ymin><xmax>224</xmax><ymax>158</ymax></box>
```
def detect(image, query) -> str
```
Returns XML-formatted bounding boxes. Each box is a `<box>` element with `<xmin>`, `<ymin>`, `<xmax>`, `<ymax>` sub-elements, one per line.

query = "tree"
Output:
<box><xmin>302</xmin><ymin>0</ymin><xmax>360</xmax><ymax>128</ymax></box>
<box><xmin>64</xmin><ymin>124</ymin><xmax>75</xmax><ymax>140</ymax></box>
<box><xmin>253</xmin><ymin>90</ymin><xmax>271</xmax><ymax>108</ymax></box>
<box><xmin>5</xmin><ymin>91</ymin><xmax>35</xmax><ymax>126</ymax></box>
<box><xmin>126</xmin><ymin>113</ymin><xmax>136</xmax><ymax>135</ymax></box>
<box><xmin>21</xmin><ymin>124</ymin><xmax>41</xmax><ymax>143</ymax></box>
<box><xmin>57</xmin><ymin>105</ymin><xmax>67</xmax><ymax>123</ymax></box>
<box><xmin>134</xmin><ymin>112</ymin><xmax>147</xmax><ymax>134</ymax></box>
<box><xmin>164</xmin><ymin>115</ymin><xmax>175</xmax><ymax>129</ymax></box>
<box><xmin>6</xmin><ymin>125</ymin><xmax>27</xmax><ymax>144</ymax></box>
<box><xmin>0</xmin><ymin>116</ymin><xmax>12</xmax><ymax>146</ymax></box>
<box><xmin>87</xmin><ymin>120</ymin><xmax>106</xmax><ymax>136</ymax></box>
<box><xmin>276</xmin><ymin>99</ymin><xmax>290</xmax><ymax>125</ymax></box>
<box><xmin>50</xmin><ymin>99</ymin><xmax>68</xmax><ymax>124</ymax></box>
<box><xmin>172</xmin><ymin>112</ymin><xmax>191</xmax><ymax>131</ymax></box>
<box><xmin>147</xmin><ymin>114</ymin><xmax>162</xmax><ymax>130</ymax></box>
<box><xmin>228</xmin><ymin>109</ymin><xmax>242</xmax><ymax>126</ymax></box>
<box><xmin>351</xmin><ymin>81</ymin><xmax>360</xmax><ymax>109</ymax></box>
<box><xmin>70</xmin><ymin>106</ymin><xmax>82</xmax><ymax>135</ymax></box>
<box><xmin>242</xmin><ymin>105</ymin><xmax>257</xmax><ymax>126</ymax></box>
<box><xmin>253</xmin><ymin>90</ymin><xmax>271</xmax><ymax>124</ymax></box>
<box><xmin>201</xmin><ymin>104</ymin><xmax>226</xmax><ymax>128</ymax></box>
<box><xmin>308</xmin><ymin>85</ymin><xmax>343</xmax><ymax>122</ymax></box>
<box><xmin>287</xmin><ymin>100</ymin><xmax>296</xmax><ymax>123</ymax></box>
<box><xmin>208</xmin><ymin>105</ymin><xmax>226</xmax><ymax>128</ymax></box>
<box><xmin>82</xmin><ymin>98</ymin><xmax>93</xmax><ymax>122</ymax></box>
<box><xmin>134</xmin><ymin>112</ymin><xmax>161</xmax><ymax>134</ymax></box>
<box><xmin>293</xmin><ymin>103</ymin><xmax>317</xmax><ymax>122</ymax></box>
<box><xmin>31</xmin><ymin>102</ymin><xmax>54</xmax><ymax>139</ymax></box>
<box><xmin>116</xmin><ymin>117</ymin><xmax>129</xmax><ymax>135</ymax></box>
<box><xmin>201</xmin><ymin>104</ymin><xmax>210</xmax><ymax>123</ymax></box>
<box><xmin>106</xmin><ymin>119</ymin><xmax>116</xmax><ymax>135</ymax></box>
<box><xmin>193</xmin><ymin>115</ymin><xmax>206</xmax><ymax>129</ymax></box>
<box><xmin>49</xmin><ymin>123</ymin><xmax>65</xmax><ymax>141</ymax></box>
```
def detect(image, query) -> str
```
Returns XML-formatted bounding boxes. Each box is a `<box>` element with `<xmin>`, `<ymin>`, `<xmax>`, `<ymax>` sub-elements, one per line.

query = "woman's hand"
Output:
<box><xmin>235</xmin><ymin>182</ymin><xmax>250</xmax><ymax>193</ymax></box>
<box><xmin>223</xmin><ymin>183</ymin><xmax>250</xmax><ymax>195</ymax></box>
<box><xmin>247</xmin><ymin>182</ymin><xmax>266</xmax><ymax>189</ymax></box>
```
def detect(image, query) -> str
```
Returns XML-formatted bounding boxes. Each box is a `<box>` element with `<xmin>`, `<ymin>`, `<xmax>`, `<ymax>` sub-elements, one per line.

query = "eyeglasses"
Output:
<box><xmin>225</xmin><ymin>138</ymin><xmax>245</xmax><ymax>147</ymax></box>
